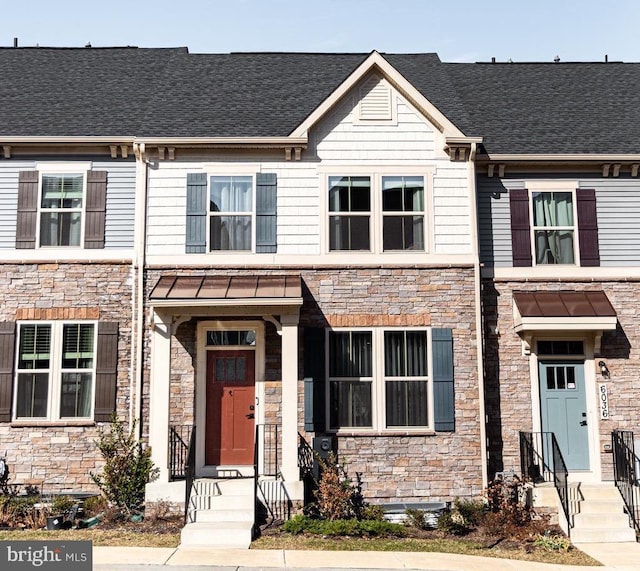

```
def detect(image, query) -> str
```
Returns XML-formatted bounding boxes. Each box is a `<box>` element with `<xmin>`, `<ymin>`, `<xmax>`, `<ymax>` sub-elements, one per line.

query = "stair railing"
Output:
<box><xmin>183</xmin><ymin>425</ymin><xmax>196</xmax><ymax>524</ymax></box>
<box><xmin>519</xmin><ymin>431</ymin><xmax>571</xmax><ymax>532</ymax></box>
<box><xmin>169</xmin><ymin>424</ymin><xmax>193</xmax><ymax>481</ymax></box>
<box><xmin>254</xmin><ymin>424</ymin><xmax>289</xmax><ymax>527</ymax></box>
<box><xmin>612</xmin><ymin>429</ymin><xmax>640</xmax><ymax>532</ymax></box>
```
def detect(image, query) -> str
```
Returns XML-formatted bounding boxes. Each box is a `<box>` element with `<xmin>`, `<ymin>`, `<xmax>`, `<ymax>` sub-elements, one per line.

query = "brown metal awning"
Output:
<box><xmin>512</xmin><ymin>290</ymin><xmax>617</xmax><ymax>355</ymax></box>
<box><xmin>150</xmin><ymin>274</ymin><xmax>303</xmax><ymax>307</ymax></box>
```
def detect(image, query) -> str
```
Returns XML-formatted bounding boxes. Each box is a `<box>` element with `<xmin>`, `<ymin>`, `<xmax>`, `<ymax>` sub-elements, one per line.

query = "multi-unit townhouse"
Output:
<box><xmin>1</xmin><ymin>44</ymin><xmax>640</xmax><ymax>544</ymax></box>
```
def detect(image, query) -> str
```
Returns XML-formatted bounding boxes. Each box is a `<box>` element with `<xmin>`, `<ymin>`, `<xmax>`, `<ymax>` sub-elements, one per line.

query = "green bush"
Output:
<box><xmin>405</xmin><ymin>508</ymin><xmax>428</xmax><ymax>530</ymax></box>
<box><xmin>283</xmin><ymin>513</ymin><xmax>404</xmax><ymax>537</ymax></box>
<box><xmin>51</xmin><ymin>495</ymin><xmax>76</xmax><ymax>517</ymax></box>
<box><xmin>90</xmin><ymin>415</ymin><xmax>159</xmax><ymax>517</ymax></box>
<box><xmin>534</xmin><ymin>532</ymin><xmax>570</xmax><ymax>552</ymax></box>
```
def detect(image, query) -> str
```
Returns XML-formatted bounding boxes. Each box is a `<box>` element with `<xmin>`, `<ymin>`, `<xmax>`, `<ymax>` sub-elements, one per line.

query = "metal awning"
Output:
<box><xmin>512</xmin><ymin>290</ymin><xmax>617</xmax><ymax>354</ymax></box>
<box><xmin>149</xmin><ymin>274</ymin><xmax>303</xmax><ymax>308</ymax></box>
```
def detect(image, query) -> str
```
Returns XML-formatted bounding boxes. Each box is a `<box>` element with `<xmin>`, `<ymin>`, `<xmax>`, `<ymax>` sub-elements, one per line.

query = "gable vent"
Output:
<box><xmin>358</xmin><ymin>77</ymin><xmax>392</xmax><ymax>121</ymax></box>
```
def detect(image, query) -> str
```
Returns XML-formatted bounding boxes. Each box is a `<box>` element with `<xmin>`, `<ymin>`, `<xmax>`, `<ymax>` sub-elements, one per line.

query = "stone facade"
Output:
<box><xmin>0</xmin><ymin>262</ymin><xmax>133</xmax><ymax>493</ymax></box>
<box><xmin>483</xmin><ymin>278</ymin><xmax>640</xmax><ymax>481</ymax></box>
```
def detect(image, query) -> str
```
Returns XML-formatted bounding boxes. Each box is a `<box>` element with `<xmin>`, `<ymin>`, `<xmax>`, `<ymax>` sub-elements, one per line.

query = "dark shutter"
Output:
<box><xmin>84</xmin><ymin>170</ymin><xmax>107</xmax><ymax>249</ymax></box>
<box><xmin>94</xmin><ymin>322</ymin><xmax>119</xmax><ymax>422</ymax></box>
<box><xmin>577</xmin><ymin>188</ymin><xmax>600</xmax><ymax>267</ymax></box>
<box><xmin>0</xmin><ymin>323</ymin><xmax>16</xmax><ymax>422</ymax></box>
<box><xmin>186</xmin><ymin>173</ymin><xmax>207</xmax><ymax>253</ymax></box>
<box><xmin>303</xmin><ymin>328</ymin><xmax>325</xmax><ymax>432</ymax></box>
<box><xmin>433</xmin><ymin>328</ymin><xmax>455</xmax><ymax>432</ymax></box>
<box><xmin>15</xmin><ymin>171</ymin><xmax>39</xmax><ymax>249</ymax></box>
<box><xmin>509</xmin><ymin>189</ymin><xmax>532</xmax><ymax>267</ymax></box>
<box><xmin>256</xmin><ymin>173</ymin><xmax>277</xmax><ymax>253</ymax></box>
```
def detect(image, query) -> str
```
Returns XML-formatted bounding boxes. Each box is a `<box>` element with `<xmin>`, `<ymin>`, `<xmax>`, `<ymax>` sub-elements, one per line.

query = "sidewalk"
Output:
<box><xmin>93</xmin><ymin>542</ymin><xmax>640</xmax><ymax>571</ymax></box>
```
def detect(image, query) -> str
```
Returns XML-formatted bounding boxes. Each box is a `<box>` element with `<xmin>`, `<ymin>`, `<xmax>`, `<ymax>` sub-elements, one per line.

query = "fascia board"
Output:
<box><xmin>514</xmin><ymin>316</ymin><xmax>618</xmax><ymax>334</ymax></box>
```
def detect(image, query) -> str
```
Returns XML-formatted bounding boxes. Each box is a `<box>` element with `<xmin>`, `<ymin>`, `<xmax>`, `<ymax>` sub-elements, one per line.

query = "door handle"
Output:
<box><xmin>580</xmin><ymin>420</ymin><xmax>587</xmax><ymax>426</ymax></box>
<box><xmin>246</xmin><ymin>413</ymin><xmax>255</xmax><ymax>419</ymax></box>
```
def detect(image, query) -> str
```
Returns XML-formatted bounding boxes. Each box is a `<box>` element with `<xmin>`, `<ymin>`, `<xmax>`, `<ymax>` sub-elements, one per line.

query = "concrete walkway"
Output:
<box><xmin>93</xmin><ymin>542</ymin><xmax>640</xmax><ymax>571</ymax></box>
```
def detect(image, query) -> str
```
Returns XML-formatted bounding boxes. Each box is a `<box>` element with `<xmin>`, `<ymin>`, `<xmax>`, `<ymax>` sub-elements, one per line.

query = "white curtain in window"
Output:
<box><xmin>533</xmin><ymin>192</ymin><xmax>574</xmax><ymax>264</ymax></box>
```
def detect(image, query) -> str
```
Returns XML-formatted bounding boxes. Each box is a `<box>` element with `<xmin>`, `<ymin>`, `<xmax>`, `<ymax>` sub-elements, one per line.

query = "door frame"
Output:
<box><xmin>528</xmin><ymin>334</ymin><xmax>602</xmax><ymax>483</ymax></box>
<box><xmin>196</xmin><ymin>320</ymin><xmax>265</xmax><ymax>478</ymax></box>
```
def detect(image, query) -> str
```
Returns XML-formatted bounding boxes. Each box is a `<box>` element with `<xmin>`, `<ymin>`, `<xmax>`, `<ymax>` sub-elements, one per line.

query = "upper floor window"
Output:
<box><xmin>40</xmin><ymin>174</ymin><xmax>84</xmax><ymax>247</ymax></box>
<box><xmin>532</xmin><ymin>191</ymin><xmax>575</xmax><ymax>264</ymax></box>
<box><xmin>210</xmin><ymin>176</ymin><xmax>253</xmax><ymax>251</ymax></box>
<box><xmin>15</xmin><ymin>322</ymin><xmax>96</xmax><ymax>420</ymax></box>
<box><xmin>327</xmin><ymin>174</ymin><xmax>426</xmax><ymax>253</ymax></box>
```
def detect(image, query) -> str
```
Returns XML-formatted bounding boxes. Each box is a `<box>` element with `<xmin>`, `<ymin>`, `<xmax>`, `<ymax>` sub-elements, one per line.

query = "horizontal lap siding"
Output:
<box><xmin>0</xmin><ymin>161</ymin><xmax>34</xmax><ymax>248</ymax></box>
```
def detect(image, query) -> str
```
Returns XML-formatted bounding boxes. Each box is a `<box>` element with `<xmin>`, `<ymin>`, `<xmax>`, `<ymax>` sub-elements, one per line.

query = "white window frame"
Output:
<box><xmin>326</xmin><ymin>327</ymin><xmax>433</xmax><ymax>434</ymax></box>
<box><xmin>323</xmin><ymin>169</ymin><xmax>431</xmax><ymax>255</ymax></box>
<box><xmin>13</xmin><ymin>321</ymin><xmax>97</xmax><ymax>421</ymax></box>
<box><xmin>527</xmin><ymin>180</ymin><xmax>579</xmax><ymax>266</ymax></box>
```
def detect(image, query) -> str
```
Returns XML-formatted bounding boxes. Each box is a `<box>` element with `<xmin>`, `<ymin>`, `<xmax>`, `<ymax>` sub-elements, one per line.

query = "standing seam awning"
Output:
<box><xmin>149</xmin><ymin>274</ymin><xmax>303</xmax><ymax>306</ymax></box>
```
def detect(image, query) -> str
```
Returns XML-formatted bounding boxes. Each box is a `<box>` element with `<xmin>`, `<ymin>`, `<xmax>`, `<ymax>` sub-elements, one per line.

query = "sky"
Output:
<box><xmin>2</xmin><ymin>0</ymin><xmax>639</xmax><ymax>63</ymax></box>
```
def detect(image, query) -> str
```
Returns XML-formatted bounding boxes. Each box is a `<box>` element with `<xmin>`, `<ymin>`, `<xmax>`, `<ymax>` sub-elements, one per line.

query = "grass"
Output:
<box><xmin>0</xmin><ymin>529</ymin><xmax>180</xmax><ymax>548</ymax></box>
<box><xmin>251</xmin><ymin>532</ymin><xmax>602</xmax><ymax>566</ymax></box>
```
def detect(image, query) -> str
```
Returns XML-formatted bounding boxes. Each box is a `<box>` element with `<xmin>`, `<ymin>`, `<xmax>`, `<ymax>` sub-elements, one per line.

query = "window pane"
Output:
<box><xmin>329</xmin><ymin>216</ymin><xmax>370</xmax><ymax>250</ymax></box>
<box><xmin>18</xmin><ymin>324</ymin><xmax>51</xmax><ymax>369</ymax></box>
<box><xmin>330</xmin><ymin>380</ymin><xmax>372</xmax><ymax>428</ymax></box>
<box><xmin>329</xmin><ymin>332</ymin><xmax>372</xmax><ymax>377</ymax></box>
<box><xmin>41</xmin><ymin>175</ymin><xmax>83</xmax><ymax>209</ymax></box>
<box><xmin>386</xmin><ymin>380</ymin><xmax>428</xmax><ymax>426</ymax></box>
<box><xmin>383</xmin><ymin>216</ymin><xmax>424</xmax><ymax>251</ymax></box>
<box><xmin>382</xmin><ymin>176</ymin><xmax>424</xmax><ymax>212</ymax></box>
<box><xmin>532</xmin><ymin>192</ymin><xmax>574</xmax><ymax>227</ymax></box>
<box><xmin>328</xmin><ymin>177</ymin><xmax>370</xmax><ymax>212</ymax></box>
<box><xmin>40</xmin><ymin>212</ymin><xmax>82</xmax><ymax>246</ymax></box>
<box><xmin>384</xmin><ymin>331</ymin><xmax>428</xmax><ymax>376</ymax></box>
<box><xmin>535</xmin><ymin>230</ymin><xmax>574</xmax><ymax>264</ymax></box>
<box><xmin>210</xmin><ymin>176</ymin><xmax>252</xmax><ymax>213</ymax></box>
<box><xmin>210</xmin><ymin>215</ymin><xmax>252</xmax><ymax>250</ymax></box>
<box><xmin>60</xmin><ymin>372</ymin><xmax>92</xmax><ymax>417</ymax></box>
<box><xmin>16</xmin><ymin>372</ymin><xmax>49</xmax><ymax>417</ymax></box>
<box><xmin>62</xmin><ymin>324</ymin><xmax>95</xmax><ymax>368</ymax></box>
<box><xmin>207</xmin><ymin>330</ymin><xmax>256</xmax><ymax>346</ymax></box>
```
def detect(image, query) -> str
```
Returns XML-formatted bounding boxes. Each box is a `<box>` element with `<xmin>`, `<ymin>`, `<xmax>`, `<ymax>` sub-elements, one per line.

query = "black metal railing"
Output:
<box><xmin>184</xmin><ymin>425</ymin><xmax>196</xmax><ymax>524</ymax></box>
<box><xmin>298</xmin><ymin>432</ymin><xmax>314</xmax><ymax>477</ymax></box>
<box><xmin>612</xmin><ymin>430</ymin><xmax>640</xmax><ymax>532</ymax></box>
<box><xmin>169</xmin><ymin>425</ymin><xmax>193</xmax><ymax>481</ymax></box>
<box><xmin>520</xmin><ymin>431</ymin><xmax>571</xmax><ymax>531</ymax></box>
<box><xmin>257</xmin><ymin>424</ymin><xmax>280</xmax><ymax>477</ymax></box>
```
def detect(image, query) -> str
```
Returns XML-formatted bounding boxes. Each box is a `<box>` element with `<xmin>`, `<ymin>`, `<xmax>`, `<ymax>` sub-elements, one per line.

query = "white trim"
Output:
<box><xmin>291</xmin><ymin>51</ymin><xmax>466</xmax><ymax>139</ymax></box>
<box><xmin>0</xmin><ymin>251</ymin><xmax>135</xmax><ymax>263</ymax></box>
<box><xmin>487</xmin><ymin>265</ymin><xmax>640</xmax><ymax>280</ymax></box>
<box><xmin>35</xmin><ymin>162</ymin><xmax>93</xmax><ymax>172</ymax></box>
<box><xmin>482</xmin><ymin>153</ymin><xmax>640</xmax><ymax>162</ymax></box>
<box><xmin>196</xmin><ymin>320</ymin><xmax>265</xmax><ymax>477</ymax></box>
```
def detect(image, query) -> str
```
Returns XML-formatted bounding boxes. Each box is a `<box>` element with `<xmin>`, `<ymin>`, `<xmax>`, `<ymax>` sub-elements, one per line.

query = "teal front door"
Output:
<box><xmin>539</xmin><ymin>361</ymin><xmax>590</xmax><ymax>471</ymax></box>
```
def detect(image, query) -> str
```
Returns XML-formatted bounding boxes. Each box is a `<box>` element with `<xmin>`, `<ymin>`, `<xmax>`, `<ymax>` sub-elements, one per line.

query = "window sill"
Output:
<box><xmin>329</xmin><ymin>430</ymin><xmax>436</xmax><ymax>437</ymax></box>
<box><xmin>10</xmin><ymin>420</ymin><xmax>96</xmax><ymax>428</ymax></box>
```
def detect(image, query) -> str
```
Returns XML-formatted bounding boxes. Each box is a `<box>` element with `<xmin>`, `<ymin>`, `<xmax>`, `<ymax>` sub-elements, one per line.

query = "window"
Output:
<box><xmin>39</xmin><ymin>174</ymin><xmax>84</xmax><ymax>247</ymax></box>
<box><xmin>328</xmin><ymin>328</ymin><xmax>430</xmax><ymax>430</ymax></box>
<box><xmin>209</xmin><ymin>175</ymin><xmax>253</xmax><ymax>251</ymax></box>
<box><xmin>532</xmin><ymin>191</ymin><xmax>575</xmax><ymax>264</ymax></box>
<box><xmin>382</xmin><ymin>176</ymin><xmax>425</xmax><ymax>251</ymax></box>
<box><xmin>328</xmin><ymin>176</ymin><xmax>371</xmax><ymax>251</ymax></box>
<box><xmin>14</xmin><ymin>322</ymin><xmax>96</xmax><ymax>420</ymax></box>
<box><xmin>327</xmin><ymin>174</ymin><xmax>426</xmax><ymax>253</ymax></box>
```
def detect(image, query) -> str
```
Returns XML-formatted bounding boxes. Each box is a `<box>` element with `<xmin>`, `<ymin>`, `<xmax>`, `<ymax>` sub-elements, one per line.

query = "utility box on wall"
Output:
<box><xmin>312</xmin><ymin>436</ymin><xmax>336</xmax><ymax>481</ymax></box>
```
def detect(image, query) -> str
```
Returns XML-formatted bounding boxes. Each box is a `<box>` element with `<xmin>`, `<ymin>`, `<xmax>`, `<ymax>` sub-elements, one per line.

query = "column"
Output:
<box><xmin>280</xmin><ymin>312</ymin><xmax>300</xmax><ymax>486</ymax></box>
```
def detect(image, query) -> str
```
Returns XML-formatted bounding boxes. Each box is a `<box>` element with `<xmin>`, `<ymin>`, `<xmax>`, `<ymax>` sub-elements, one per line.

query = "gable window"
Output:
<box><xmin>39</xmin><ymin>174</ymin><xmax>84</xmax><ymax>247</ymax></box>
<box><xmin>328</xmin><ymin>176</ymin><xmax>371</xmax><ymax>251</ymax></box>
<box><xmin>532</xmin><ymin>191</ymin><xmax>575</xmax><ymax>264</ymax></box>
<box><xmin>382</xmin><ymin>176</ymin><xmax>425</xmax><ymax>251</ymax></box>
<box><xmin>15</xmin><ymin>322</ymin><xmax>96</xmax><ymax>420</ymax></box>
<box><xmin>210</xmin><ymin>176</ymin><xmax>253</xmax><ymax>251</ymax></box>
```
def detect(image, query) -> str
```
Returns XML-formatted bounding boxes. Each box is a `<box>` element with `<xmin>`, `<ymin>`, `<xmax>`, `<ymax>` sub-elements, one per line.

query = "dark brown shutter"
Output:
<box><xmin>0</xmin><ymin>323</ymin><xmax>16</xmax><ymax>422</ymax></box>
<box><xmin>84</xmin><ymin>171</ymin><xmax>107</xmax><ymax>249</ymax></box>
<box><xmin>16</xmin><ymin>171</ymin><xmax>39</xmax><ymax>249</ymax></box>
<box><xmin>577</xmin><ymin>188</ymin><xmax>600</xmax><ymax>267</ymax></box>
<box><xmin>94</xmin><ymin>322</ymin><xmax>118</xmax><ymax>421</ymax></box>
<box><xmin>509</xmin><ymin>189</ymin><xmax>532</xmax><ymax>267</ymax></box>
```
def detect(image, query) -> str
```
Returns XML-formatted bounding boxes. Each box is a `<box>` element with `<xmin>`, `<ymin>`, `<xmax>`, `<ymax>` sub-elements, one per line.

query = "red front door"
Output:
<box><xmin>205</xmin><ymin>350</ymin><xmax>255</xmax><ymax>465</ymax></box>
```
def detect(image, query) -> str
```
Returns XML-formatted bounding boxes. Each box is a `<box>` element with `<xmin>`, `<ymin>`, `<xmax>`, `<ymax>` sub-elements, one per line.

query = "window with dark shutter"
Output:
<box><xmin>577</xmin><ymin>188</ymin><xmax>600</xmax><ymax>267</ymax></box>
<box><xmin>509</xmin><ymin>189</ymin><xmax>533</xmax><ymax>267</ymax></box>
<box><xmin>304</xmin><ymin>328</ymin><xmax>325</xmax><ymax>432</ymax></box>
<box><xmin>256</xmin><ymin>173</ymin><xmax>277</xmax><ymax>253</ymax></box>
<box><xmin>94</xmin><ymin>322</ymin><xmax>119</xmax><ymax>422</ymax></box>
<box><xmin>0</xmin><ymin>323</ymin><xmax>16</xmax><ymax>422</ymax></box>
<box><xmin>15</xmin><ymin>171</ymin><xmax>39</xmax><ymax>249</ymax></box>
<box><xmin>185</xmin><ymin>173</ymin><xmax>207</xmax><ymax>253</ymax></box>
<box><xmin>432</xmin><ymin>328</ymin><xmax>455</xmax><ymax>432</ymax></box>
<box><xmin>84</xmin><ymin>171</ymin><xmax>107</xmax><ymax>249</ymax></box>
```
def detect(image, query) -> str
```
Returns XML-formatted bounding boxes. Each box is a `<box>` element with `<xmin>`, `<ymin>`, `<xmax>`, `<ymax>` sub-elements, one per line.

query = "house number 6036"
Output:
<box><xmin>599</xmin><ymin>383</ymin><xmax>609</xmax><ymax>420</ymax></box>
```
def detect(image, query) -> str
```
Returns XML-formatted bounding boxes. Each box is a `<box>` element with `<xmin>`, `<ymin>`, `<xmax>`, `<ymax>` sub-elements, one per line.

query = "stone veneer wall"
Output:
<box><xmin>483</xmin><ymin>279</ymin><xmax>640</xmax><ymax>481</ymax></box>
<box><xmin>144</xmin><ymin>266</ymin><xmax>483</xmax><ymax>503</ymax></box>
<box><xmin>0</xmin><ymin>263</ymin><xmax>133</xmax><ymax>493</ymax></box>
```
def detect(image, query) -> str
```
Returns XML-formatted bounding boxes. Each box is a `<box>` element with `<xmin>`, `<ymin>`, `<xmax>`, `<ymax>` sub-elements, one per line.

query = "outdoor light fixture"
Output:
<box><xmin>598</xmin><ymin>360</ymin><xmax>610</xmax><ymax>379</ymax></box>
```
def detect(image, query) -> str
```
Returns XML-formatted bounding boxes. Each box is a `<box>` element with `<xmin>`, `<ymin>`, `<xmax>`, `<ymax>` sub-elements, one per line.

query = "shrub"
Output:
<box><xmin>90</xmin><ymin>415</ymin><xmax>159</xmax><ymax>517</ymax></box>
<box><xmin>361</xmin><ymin>503</ymin><xmax>385</xmax><ymax>521</ymax></box>
<box><xmin>483</xmin><ymin>474</ymin><xmax>532</xmax><ymax>535</ymax></box>
<box><xmin>534</xmin><ymin>532</ymin><xmax>570</xmax><ymax>552</ymax></box>
<box><xmin>51</xmin><ymin>495</ymin><xmax>76</xmax><ymax>518</ymax></box>
<box><xmin>283</xmin><ymin>514</ymin><xmax>404</xmax><ymax>537</ymax></box>
<box><xmin>405</xmin><ymin>508</ymin><xmax>428</xmax><ymax>530</ymax></box>
<box><xmin>312</xmin><ymin>452</ymin><xmax>365</xmax><ymax>521</ymax></box>
<box><xmin>82</xmin><ymin>495</ymin><xmax>108</xmax><ymax>517</ymax></box>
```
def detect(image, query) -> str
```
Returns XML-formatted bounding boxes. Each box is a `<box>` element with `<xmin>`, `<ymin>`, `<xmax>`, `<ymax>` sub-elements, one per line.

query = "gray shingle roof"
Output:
<box><xmin>1</xmin><ymin>47</ymin><xmax>639</xmax><ymax>155</ymax></box>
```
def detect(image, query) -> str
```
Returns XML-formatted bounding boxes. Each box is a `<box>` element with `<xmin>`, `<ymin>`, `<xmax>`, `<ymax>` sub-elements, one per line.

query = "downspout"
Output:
<box><xmin>468</xmin><ymin>141</ymin><xmax>488</xmax><ymax>490</ymax></box>
<box><xmin>131</xmin><ymin>142</ymin><xmax>148</xmax><ymax>438</ymax></box>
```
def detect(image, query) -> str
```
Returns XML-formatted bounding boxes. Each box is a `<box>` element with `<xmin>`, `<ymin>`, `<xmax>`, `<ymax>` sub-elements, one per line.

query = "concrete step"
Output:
<box><xmin>570</xmin><ymin>525</ymin><xmax>637</xmax><ymax>543</ymax></box>
<box><xmin>573</xmin><ymin>511</ymin><xmax>631</xmax><ymax>528</ymax></box>
<box><xmin>579</xmin><ymin>485</ymin><xmax>623</xmax><ymax>500</ymax></box>
<box><xmin>578</xmin><ymin>499</ymin><xmax>627</xmax><ymax>514</ymax></box>
<box><xmin>190</xmin><ymin>493</ymin><xmax>254</xmax><ymax>511</ymax></box>
<box><xmin>195</xmin><ymin>507</ymin><xmax>253</xmax><ymax>523</ymax></box>
<box><xmin>180</xmin><ymin>521</ymin><xmax>253</xmax><ymax>548</ymax></box>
